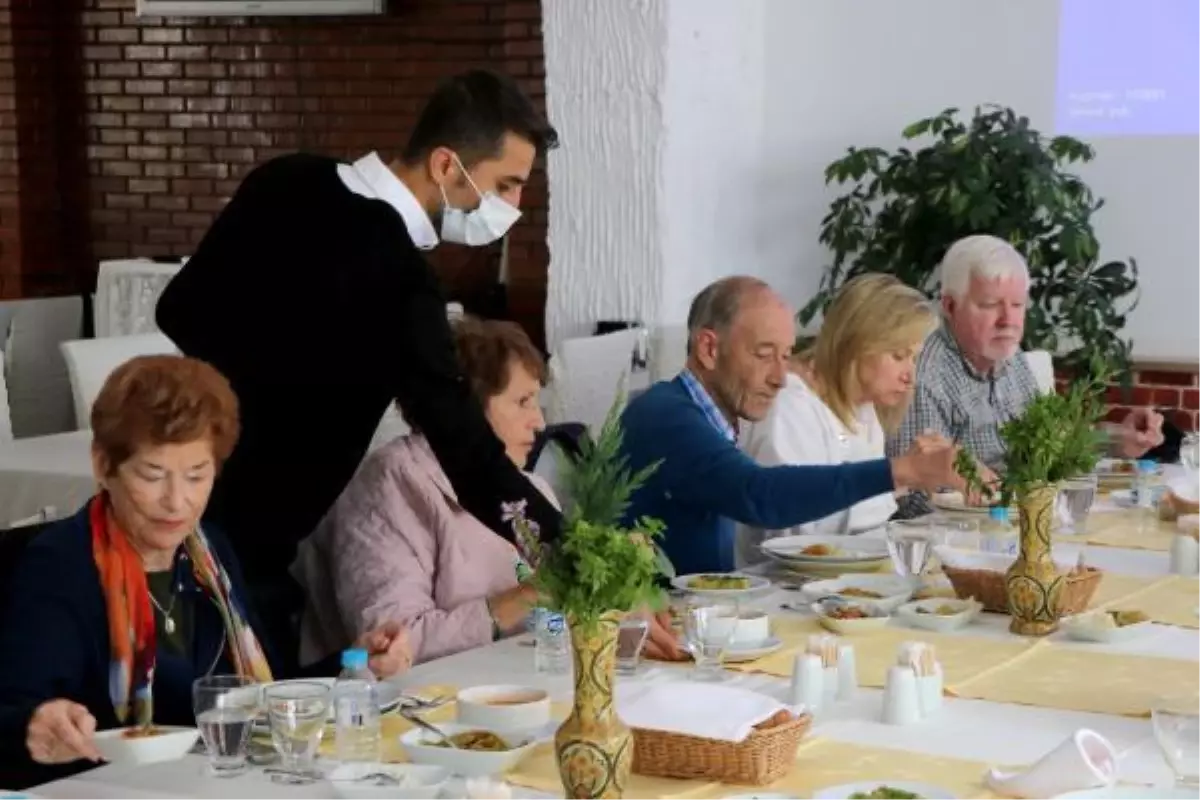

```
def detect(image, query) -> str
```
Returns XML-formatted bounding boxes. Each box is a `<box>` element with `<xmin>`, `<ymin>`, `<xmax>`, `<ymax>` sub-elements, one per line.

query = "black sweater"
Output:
<box><xmin>156</xmin><ymin>153</ymin><xmax>561</xmax><ymax>586</ymax></box>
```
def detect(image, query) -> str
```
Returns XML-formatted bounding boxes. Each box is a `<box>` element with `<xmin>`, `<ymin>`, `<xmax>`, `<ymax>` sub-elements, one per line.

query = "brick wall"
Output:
<box><xmin>0</xmin><ymin>0</ymin><xmax>550</xmax><ymax>344</ymax></box>
<box><xmin>1056</xmin><ymin>363</ymin><xmax>1199</xmax><ymax>434</ymax></box>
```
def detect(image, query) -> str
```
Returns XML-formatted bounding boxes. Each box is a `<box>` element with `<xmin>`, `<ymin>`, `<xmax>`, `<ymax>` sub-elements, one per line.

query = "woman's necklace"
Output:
<box><xmin>148</xmin><ymin>584</ymin><xmax>179</xmax><ymax>635</ymax></box>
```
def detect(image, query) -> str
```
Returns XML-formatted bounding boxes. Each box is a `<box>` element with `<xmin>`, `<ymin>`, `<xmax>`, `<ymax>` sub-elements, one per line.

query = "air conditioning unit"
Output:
<box><xmin>136</xmin><ymin>0</ymin><xmax>384</xmax><ymax>16</ymax></box>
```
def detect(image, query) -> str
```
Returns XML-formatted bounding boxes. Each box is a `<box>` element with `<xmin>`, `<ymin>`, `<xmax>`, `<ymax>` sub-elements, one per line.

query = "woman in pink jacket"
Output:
<box><xmin>292</xmin><ymin>317</ymin><xmax>556</xmax><ymax>667</ymax></box>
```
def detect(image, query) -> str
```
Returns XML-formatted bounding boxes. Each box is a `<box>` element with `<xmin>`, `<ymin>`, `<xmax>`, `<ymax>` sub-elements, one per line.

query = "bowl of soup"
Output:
<box><xmin>399</xmin><ymin>722</ymin><xmax>540</xmax><ymax>778</ymax></box>
<box><xmin>456</xmin><ymin>685</ymin><xmax>551</xmax><ymax>733</ymax></box>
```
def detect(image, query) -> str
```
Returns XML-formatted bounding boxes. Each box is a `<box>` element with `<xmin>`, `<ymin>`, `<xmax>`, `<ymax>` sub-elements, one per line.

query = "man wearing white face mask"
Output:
<box><xmin>155</xmin><ymin>70</ymin><xmax>560</xmax><ymax>676</ymax></box>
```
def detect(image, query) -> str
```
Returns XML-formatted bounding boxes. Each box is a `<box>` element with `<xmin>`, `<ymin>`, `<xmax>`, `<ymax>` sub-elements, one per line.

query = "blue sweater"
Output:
<box><xmin>0</xmin><ymin>505</ymin><xmax>279</xmax><ymax>788</ymax></box>
<box><xmin>619</xmin><ymin>376</ymin><xmax>896</xmax><ymax>574</ymax></box>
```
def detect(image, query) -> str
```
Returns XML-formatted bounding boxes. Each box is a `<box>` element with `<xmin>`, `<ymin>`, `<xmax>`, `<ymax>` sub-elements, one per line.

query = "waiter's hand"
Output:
<box><xmin>357</xmin><ymin>621</ymin><xmax>412</xmax><ymax>678</ymax></box>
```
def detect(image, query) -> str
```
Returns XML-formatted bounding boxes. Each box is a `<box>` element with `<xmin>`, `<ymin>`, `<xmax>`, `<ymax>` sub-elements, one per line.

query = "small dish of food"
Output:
<box><xmin>813</xmin><ymin>781</ymin><xmax>956</xmax><ymax>799</ymax></box>
<box><xmin>812</xmin><ymin>600</ymin><xmax>890</xmax><ymax>634</ymax></box>
<box><xmin>671</xmin><ymin>573</ymin><xmax>772</xmax><ymax>598</ymax></box>
<box><xmin>456</xmin><ymin>685</ymin><xmax>551</xmax><ymax>733</ymax></box>
<box><xmin>803</xmin><ymin>575</ymin><xmax>916</xmax><ymax>612</ymax></box>
<box><xmin>1061</xmin><ymin>609</ymin><xmax>1153</xmax><ymax>643</ymax></box>
<box><xmin>94</xmin><ymin>725</ymin><xmax>200</xmax><ymax>766</ymax></box>
<box><xmin>399</xmin><ymin>723</ymin><xmax>540</xmax><ymax>778</ymax></box>
<box><xmin>895</xmin><ymin>598</ymin><xmax>982</xmax><ymax>633</ymax></box>
<box><xmin>328</xmin><ymin>763</ymin><xmax>451</xmax><ymax>800</ymax></box>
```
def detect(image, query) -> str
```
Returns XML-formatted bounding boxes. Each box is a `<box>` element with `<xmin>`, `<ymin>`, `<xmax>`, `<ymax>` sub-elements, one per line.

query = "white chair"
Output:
<box><xmin>544</xmin><ymin>328</ymin><xmax>642</xmax><ymax>437</ymax></box>
<box><xmin>60</xmin><ymin>333</ymin><xmax>178</xmax><ymax>429</ymax></box>
<box><xmin>93</xmin><ymin>258</ymin><xmax>185</xmax><ymax>338</ymax></box>
<box><xmin>0</xmin><ymin>348</ymin><xmax>11</xmax><ymax>442</ymax></box>
<box><xmin>1025</xmin><ymin>349</ymin><xmax>1055</xmax><ymax>395</ymax></box>
<box><xmin>5</xmin><ymin>296</ymin><xmax>83</xmax><ymax>437</ymax></box>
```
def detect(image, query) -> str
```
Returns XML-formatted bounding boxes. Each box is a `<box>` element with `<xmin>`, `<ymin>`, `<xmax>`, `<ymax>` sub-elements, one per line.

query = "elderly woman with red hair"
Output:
<box><xmin>0</xmin><ymin>355</ymin><xmax>408</xmax><ymax>788</ymax></box>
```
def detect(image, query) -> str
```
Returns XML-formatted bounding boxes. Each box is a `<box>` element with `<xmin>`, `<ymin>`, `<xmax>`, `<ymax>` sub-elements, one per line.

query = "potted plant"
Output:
<box><xmin>523</xmin><ymin>398</ymin><xmax>668</xmax><ymax>799</ymax></box>
<box><xmin>956</xmin><ymin>363</ymin><xmax>1110</xmax><ymax>635</ymax></box>
<box><xmin>803</xmin><ymin>104</ymin><xmax>1138</xmax><ymax>381</ymax></box>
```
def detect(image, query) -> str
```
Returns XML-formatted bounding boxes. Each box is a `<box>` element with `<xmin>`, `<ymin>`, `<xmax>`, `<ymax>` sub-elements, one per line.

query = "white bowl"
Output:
<box><xmin>803</xmin><ymin>575</ymin><xmax>916</xmax><ymax>612</ymax></box>
<box><xmin>895</xmin><ymin>598</ymin><xmax>982</xmax><ymax>633</ymax></box>
<box><xmin>813</xmin><ymin>780</ymin><xmax>957</xmax><ymax>799</ymax></box>
<box><xmin>399</xmin><ymin>722</ymin><xmax>540</xmax><ymax>777</ymax></box>
<box><xmin>732</xmin><ymin>611</ymin><xmax>772</xmax><ymax>644</ymax></box>
<box><xmin>95</xmin><ymin>725</ymin><xmax>199</xmax><ymax>766</ymax></box>
<box><xmin>328</xmin><ymin>763</ymin><xmax>450</xmax><ymax>799</ymax></box>
<box><xmin>812</xmin><ymin>601</ymin><xmax>890</xmax><ymax>635</ymax></box>
<box><xmin>1060</xmin><ymin>611</ymin><xmax>1155</xmax><ymax>643</ymax></box>
<box><xmin>456</xmin><ymin>685</ymin><xmax>551</xmax><ymax>733</ymax></box>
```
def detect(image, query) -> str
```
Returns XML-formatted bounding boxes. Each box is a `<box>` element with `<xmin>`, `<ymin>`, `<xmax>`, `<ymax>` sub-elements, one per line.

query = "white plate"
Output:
<box><xmin>1054</xmin><ymin>787</ymin><xmax>1196</xmax><ymax>799</ymax></box>
<box><xmin>1060</xmin><ymin>611</ymin><xmax>1155</xmax><ymax>643</ymax></box>
<box><xmin>721</xmin><ymin>794</ymin><xmax>801</xmax><ymax>799</ymax></box>
<box><xmin>812</xmin><ymin>601</ymin><xmax>890</xmax><ymax>635</ymax></box>
<box><xmin>762</xmin><ymin>535</ymin><xmax>890</xmax><ymax>563</ymax></box>
<box><xmin>1096</xmin><ymin>458</ymin><xmax>1161</xmax><ymax>478</ymax></box>
<box><xmin>672</xmin><ymin>573</ymin><xmax>773</xmax><ymax>598</ymax></box>
<box><xmin>932</xmin><ymin>491</ymin><xmax>1015</xmax><ymax>515</ymax></box>
<box><xmin>721</xmin><ymin>636</ymin><xmax>784</xmax><ymax>663</ymax></box>
<box><xmin>328</xmin><ymin>763</ymin><xmax>450</xmax><ymax>799</ymax></box>
<box><xmin>813</xmin><ymin>780</ymin><xmax>958</xmax><ymax>799</ymax></box>
<box><xmin>895</xmin><ymin>598</ymin><xmax>982</xmax><ymax>633</ymax></box>
<box><xmin>803</xmin><ymin>575</ymin><xmax>916</xmax><ymax>612</ymax></box>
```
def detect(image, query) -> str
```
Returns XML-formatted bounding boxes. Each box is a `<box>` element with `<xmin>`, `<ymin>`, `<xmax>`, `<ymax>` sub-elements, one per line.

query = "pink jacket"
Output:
<box><xmin>291</xmin><ymin>433</ymin><xmax>557</xmax><ymax>667</ymax></box>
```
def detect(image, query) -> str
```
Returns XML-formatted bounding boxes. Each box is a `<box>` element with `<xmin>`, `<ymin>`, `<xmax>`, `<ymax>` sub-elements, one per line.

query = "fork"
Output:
<box><xmin>399</xmin><ymin>708</ymin><xmax>458</xmax><ymax>748</ymax></box>
<box><xmin>398</xmin><ymin>692</ymin><xmax>452</xmax><ymax>710</ymax></box>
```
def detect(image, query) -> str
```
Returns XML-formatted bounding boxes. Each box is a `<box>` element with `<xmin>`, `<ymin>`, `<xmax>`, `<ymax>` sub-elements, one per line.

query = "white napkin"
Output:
<box><xmin>984</xmin><ymin>728</ymin><xmax>1117</xmax><ymax>798</ymax></box>
<box><xmin>1168</xmin><ymin>474</ymin><xmax>1200</xmax><ymax>504</ymax></box>
<box><xmin>615</xmin><ymin>681</ymin><xmax>798</xmax><ymax>743</ymax></box>
<box><xmin>935</xmin><ymin>544</ymin><xmax>1084</xmax><ymax>573</ymax></box>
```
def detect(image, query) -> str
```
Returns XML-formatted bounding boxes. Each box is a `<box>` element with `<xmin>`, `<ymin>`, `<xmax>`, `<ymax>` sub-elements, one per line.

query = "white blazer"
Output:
<box><xmin>736</xmin><ymin>372</ymin><xmax>897</xmax><ymax>566</ymax></box>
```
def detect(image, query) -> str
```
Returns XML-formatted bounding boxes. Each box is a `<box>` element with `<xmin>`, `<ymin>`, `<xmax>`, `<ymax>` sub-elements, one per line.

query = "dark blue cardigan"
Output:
<box><xmin>618</xmin><ymin>376</ymin><xmax>896</xmax><ymax>574</ymax></box>
<box><xmin>0</xmin><ymin>503</ymin><xmax>276</xmax><ymax>787</ymax></box>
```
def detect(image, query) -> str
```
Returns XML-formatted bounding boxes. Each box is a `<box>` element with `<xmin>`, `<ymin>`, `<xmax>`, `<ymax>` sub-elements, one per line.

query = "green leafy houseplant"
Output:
<box><xmin>532</xmin><ymin>397</ymin><xmax>669</xmax><ymax>631</ymax></box>
<box><xmin>804</xmin><ymin>104</ymin><xmax>1138</xmax><ymax>380</ymax></box>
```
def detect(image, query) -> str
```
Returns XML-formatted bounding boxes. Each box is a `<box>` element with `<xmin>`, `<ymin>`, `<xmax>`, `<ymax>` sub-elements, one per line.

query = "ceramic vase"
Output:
<box><xmin>555</xmin><ymin>612</ymin><xmax>633</xmax><ymax>799</ymax></box>
<box><xmin>1006</xmin><ymin>483</ymin><xmax>1066</xmax><ymax>635</ymax></box>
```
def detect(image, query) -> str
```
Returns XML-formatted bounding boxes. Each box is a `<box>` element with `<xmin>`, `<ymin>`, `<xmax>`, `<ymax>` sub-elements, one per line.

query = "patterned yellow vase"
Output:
<box><xmin>555</xmin><ymin>612</ymin><xmax>632</xmax><ymax>799</ymax></box>
<box><xmin>1005</xmin><ymin>484</ymin><xmax>1065</xmax><ymax>636</ymax></box>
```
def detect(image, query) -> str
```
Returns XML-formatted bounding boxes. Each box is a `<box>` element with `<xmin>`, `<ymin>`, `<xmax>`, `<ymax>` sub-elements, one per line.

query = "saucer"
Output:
<box><xmin>722</xmin><ymin>636</ymin><xmax>783</xmax><ymax>663</ymax></box>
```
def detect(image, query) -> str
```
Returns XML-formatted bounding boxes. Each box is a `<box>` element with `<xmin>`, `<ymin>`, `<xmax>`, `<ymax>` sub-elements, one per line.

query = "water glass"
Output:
<box><xmin>193</xmin><ymin>675</ymin><xmax>260</xmax><ymax>777</ymax></box>
<box><xmin>885</xmin><ymin>520</ymin><xmax>938</xmax><ymax>578</ymax></box>
<box><xmin>1182</xmin><ymin>433</ymin><xmax>1200</xmax><ymax>472</ymax></box>
<box><xmin>616</xmin><ymin>615</ymin><xmax>650</xmax><ymax>676</ymax></box>
<box><xmin>938</xmin><ymin>518</ymin><xmax>982</xmax><ymax>550</ymax></box>
<box><xmin>1151</xmin><ymin>698</ymin><xmax>1199</xmax><ymax>788</ymax></box>
<box><xmin>683</xmin><ymin>602</ymin><xmax>738</xmax><ymax>681</ymax></box>
<box><xmin>265</xmin><ymin>681</ymin><xmax>330</xmax><ymax>776</ymax></box>
<box><xmin>1056</xmin><ymin>474</ymin><xmax>1098</xmax><ymax>535</ymax></box>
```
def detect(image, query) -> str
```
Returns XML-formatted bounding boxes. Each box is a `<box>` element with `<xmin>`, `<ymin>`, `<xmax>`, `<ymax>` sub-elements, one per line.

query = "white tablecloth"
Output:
<box><xmin>30</xmin><ymin>538</ymin><xmax>1194</xmax><ymax>799</ymax></box>
<box><xmin>0</xmin><ymin>431</ymin><xmax>94</xmax><ymax>526</ymax></box>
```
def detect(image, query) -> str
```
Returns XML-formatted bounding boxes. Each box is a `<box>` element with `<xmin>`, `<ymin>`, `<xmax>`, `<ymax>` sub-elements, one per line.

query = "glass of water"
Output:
<box><xmin>1151</xmin><ymin>697</ymin><xmax>1199</xmax><ymax>788</ymax></box>
<box><xmin>938</xmin><ymin>518</ymin><xmax>982</xmax><ymax>550</ymax></box>
<box><xmin>1181</xmin><ymin>432</ymin><xmax>1200</xmax><ymax>472</ymax></box>
<box><xmin>265</xmin><ymin>681</ymin><xmax>330</xmax><ymax>777</ymax></box>
<box><xmin>616</xmin><ymin>615</ymin><xmax>650</xmax><ymax>676</ymax></box>
<box><xmin>193</xmin><ymin>675</ymin><xmax>260</xmax><ymax>777</ymax></box>
<box><xmin>683</xmin><ymin>602</ymin><xmax>738</xmax><ymax>681</ymax></box>
<box><xmin>885</xmin><ymin>519</ymin><xmax>938</xmax><ymax>578</ymax></box>
<box><xmin>1056</xmin><ymin>474</ymin><xmax>1098</xmax><ymax>535</ymax></box>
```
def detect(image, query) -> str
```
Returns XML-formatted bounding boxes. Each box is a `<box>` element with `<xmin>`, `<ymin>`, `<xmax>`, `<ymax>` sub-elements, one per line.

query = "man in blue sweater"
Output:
<box><xmin>620</xmin><ymin>277</ymin><xmax>963</xmax><ymax>574</ymax></box>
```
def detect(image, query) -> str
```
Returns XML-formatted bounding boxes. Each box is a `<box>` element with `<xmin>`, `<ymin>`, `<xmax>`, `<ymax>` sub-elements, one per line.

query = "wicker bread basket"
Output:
<box><xmin>942</xmin><ymin>564</ymin><xmax>1103</xmax><ymax>615</ymax></box>
<box><xmin>631</xmin><ymin>709</ymin><xmax>811</xmax><ymax>785</ymax></box>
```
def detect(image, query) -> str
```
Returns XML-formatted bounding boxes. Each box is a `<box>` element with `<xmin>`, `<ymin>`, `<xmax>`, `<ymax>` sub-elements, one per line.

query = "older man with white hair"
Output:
<box><xmin>889</xmin><ymin>234</ymin><xmax>1163</xmax><ymax>516</ymax></box>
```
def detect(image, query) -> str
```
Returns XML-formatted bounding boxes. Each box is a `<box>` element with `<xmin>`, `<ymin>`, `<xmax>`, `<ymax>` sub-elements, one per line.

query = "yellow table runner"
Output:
<box><xmin>1091</xmin><ymin>574</ymin><xmax>1200</xmax><ymax>629</ymax></box>
<box><xmin>506</xmin><ymin>736</ymin><xmax>1002</xmax><ymax>799</ymax></box>
<box><xmin>1056</xmin><ymin>507</ymin><xmax>1177</xmax><ymax>552</ymax></box>
<box><xmin>952</xmin><ymin>644</ymin><xmax>1199</xmax><ymax>717</ymax></box>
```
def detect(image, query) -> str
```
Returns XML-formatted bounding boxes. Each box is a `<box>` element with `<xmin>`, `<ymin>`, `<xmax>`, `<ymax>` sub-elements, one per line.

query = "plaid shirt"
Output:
<box><xmin>678</xmin><ymin>369</ymin><xmax>737</xmax><ymax>443</ymax></box>
<box><xmin>886</xmin><ymin>325</ymin><xmax>1039</xmax><ymax>517</ymax></box>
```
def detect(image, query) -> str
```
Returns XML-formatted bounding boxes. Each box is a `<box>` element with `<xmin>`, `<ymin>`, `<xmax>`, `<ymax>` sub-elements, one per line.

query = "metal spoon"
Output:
<box><xmin>400</xmin><ymin>709</ymin><xmax>458</xmax><ymax>749</ymax></box>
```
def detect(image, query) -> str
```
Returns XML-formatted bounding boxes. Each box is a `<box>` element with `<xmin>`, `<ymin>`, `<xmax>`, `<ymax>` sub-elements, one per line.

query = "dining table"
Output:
<box><xmin>24</xmin><ymin>503</ymin><xmax>1200</xmax><ymax>799</ymax></box>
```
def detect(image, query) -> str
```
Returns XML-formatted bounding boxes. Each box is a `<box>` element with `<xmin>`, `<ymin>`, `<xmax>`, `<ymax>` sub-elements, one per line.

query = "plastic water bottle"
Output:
<box><xmin>981</xmin><ymin>506</ymin><xmax>1018</xmax><ymax>556</ymax></box>
<box><xmin>1132</xmin><ymin>459</ymin><xmax>1158</xmax><ymax>508</ymax></box>
<box><xmin>334</xmin><ymin>648</ymin><xmax>381</xmax><ymax>763</ymax></box>
<box><xmin>533</xmin><ymin>608</ymin><xmax>570</xmax><ymax>675</ymax></box>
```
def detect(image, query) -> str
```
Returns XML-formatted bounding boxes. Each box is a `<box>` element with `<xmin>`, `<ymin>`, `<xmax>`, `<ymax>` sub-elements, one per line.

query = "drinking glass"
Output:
<box><xmin>193</xmin><ymin>675</ymin><xmax>261</xmax><ymax>777</ymax></box>
<box><xmin>938</xmin><ymin>518</ymin><xmax>982</xmax><ymax>550</ymax></box>
<box><xmin>1181</xmin><ymin>433</ymin><xmax>1200</xmax><ymax>472</ymax></box>
<box><xmin>1151</xmin><ymin>697</ymin><xmax>1199</xmax><ymax>788</ymax></box>
<box><xmin>885</xmin><ymin>520</ymin><xmax>938</xmax><ymax>578</ymax></box>
<box><xmin>1056</xmin><ymin>474</ymin><xmax>1098</xmax><ymax>535</ymax></box>
<box><xmin>682</xmin><ymin>602</ymin><xmax>738</xmax><ymax>681</ymax></box>
<box><xmin>616</xmin><ymin>615</ymin><xmax>650</xmax><ymax>676</ymax></box>
<box><xmin>265</xmin><ymin>681</ymin><xmax>330</xmax><ymax>778</ymax></box>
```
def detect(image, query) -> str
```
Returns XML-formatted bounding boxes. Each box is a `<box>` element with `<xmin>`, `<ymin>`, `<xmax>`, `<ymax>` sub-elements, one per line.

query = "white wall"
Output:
<box><xmin>543</xmin><ymin>0</ymin><xmax>1198</xmax><ymax>361</ymax></box>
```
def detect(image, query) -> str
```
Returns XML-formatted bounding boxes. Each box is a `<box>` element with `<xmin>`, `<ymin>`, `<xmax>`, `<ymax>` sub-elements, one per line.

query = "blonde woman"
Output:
<box><xmin>736</xmin><ymin>274</ymin><xmax>937</xmax><ymax>565</ymax></box>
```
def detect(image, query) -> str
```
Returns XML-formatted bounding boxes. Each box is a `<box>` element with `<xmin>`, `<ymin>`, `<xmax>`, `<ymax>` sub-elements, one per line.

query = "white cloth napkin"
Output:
<box><xmin>984</xmin><ymin>728</ymin><xmax>1117</xmax><ymax>798</ymax></box>
<box><xmin>615</xmin><ymin>681</ymin><xmax>797</xmax><ymax>743</ymax></box>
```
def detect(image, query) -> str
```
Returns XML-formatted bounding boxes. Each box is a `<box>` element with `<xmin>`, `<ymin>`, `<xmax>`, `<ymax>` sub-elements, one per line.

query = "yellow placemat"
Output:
<box><xmin>730</xmin><ymin>616</ymin><xmax>1040</xmax><ymax>689</ymax></box>
<box><xmin>506</xmin><ymin>736</ymin><xmax>1002</xmax><ymax>799</ymax></box>
<box><xmin>952</xmin><ymin>644</ymin><xmax>1200</xmax><ymax>717</ymax></box>
<box><xmin>1058</xmin><ymin>508</ymin><xmax>1176</xmax><ymax>551</ymax></box>
<box><xmin>1091</xmin><ymin>574</ymin><xmax>1200</xmax><ymax>629</ymax></box>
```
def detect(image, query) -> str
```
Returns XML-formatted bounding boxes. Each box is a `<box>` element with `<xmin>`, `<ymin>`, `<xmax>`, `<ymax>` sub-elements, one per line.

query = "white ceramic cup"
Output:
<box><xmin>456</xmin><ymin>685</ymin><xmax>551</xmax><ymax>734</ymax></box>
<box><xmin>732</xmin><ymin>611</ymin><xmax>771</xmax><ymax>644</ymax></box>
